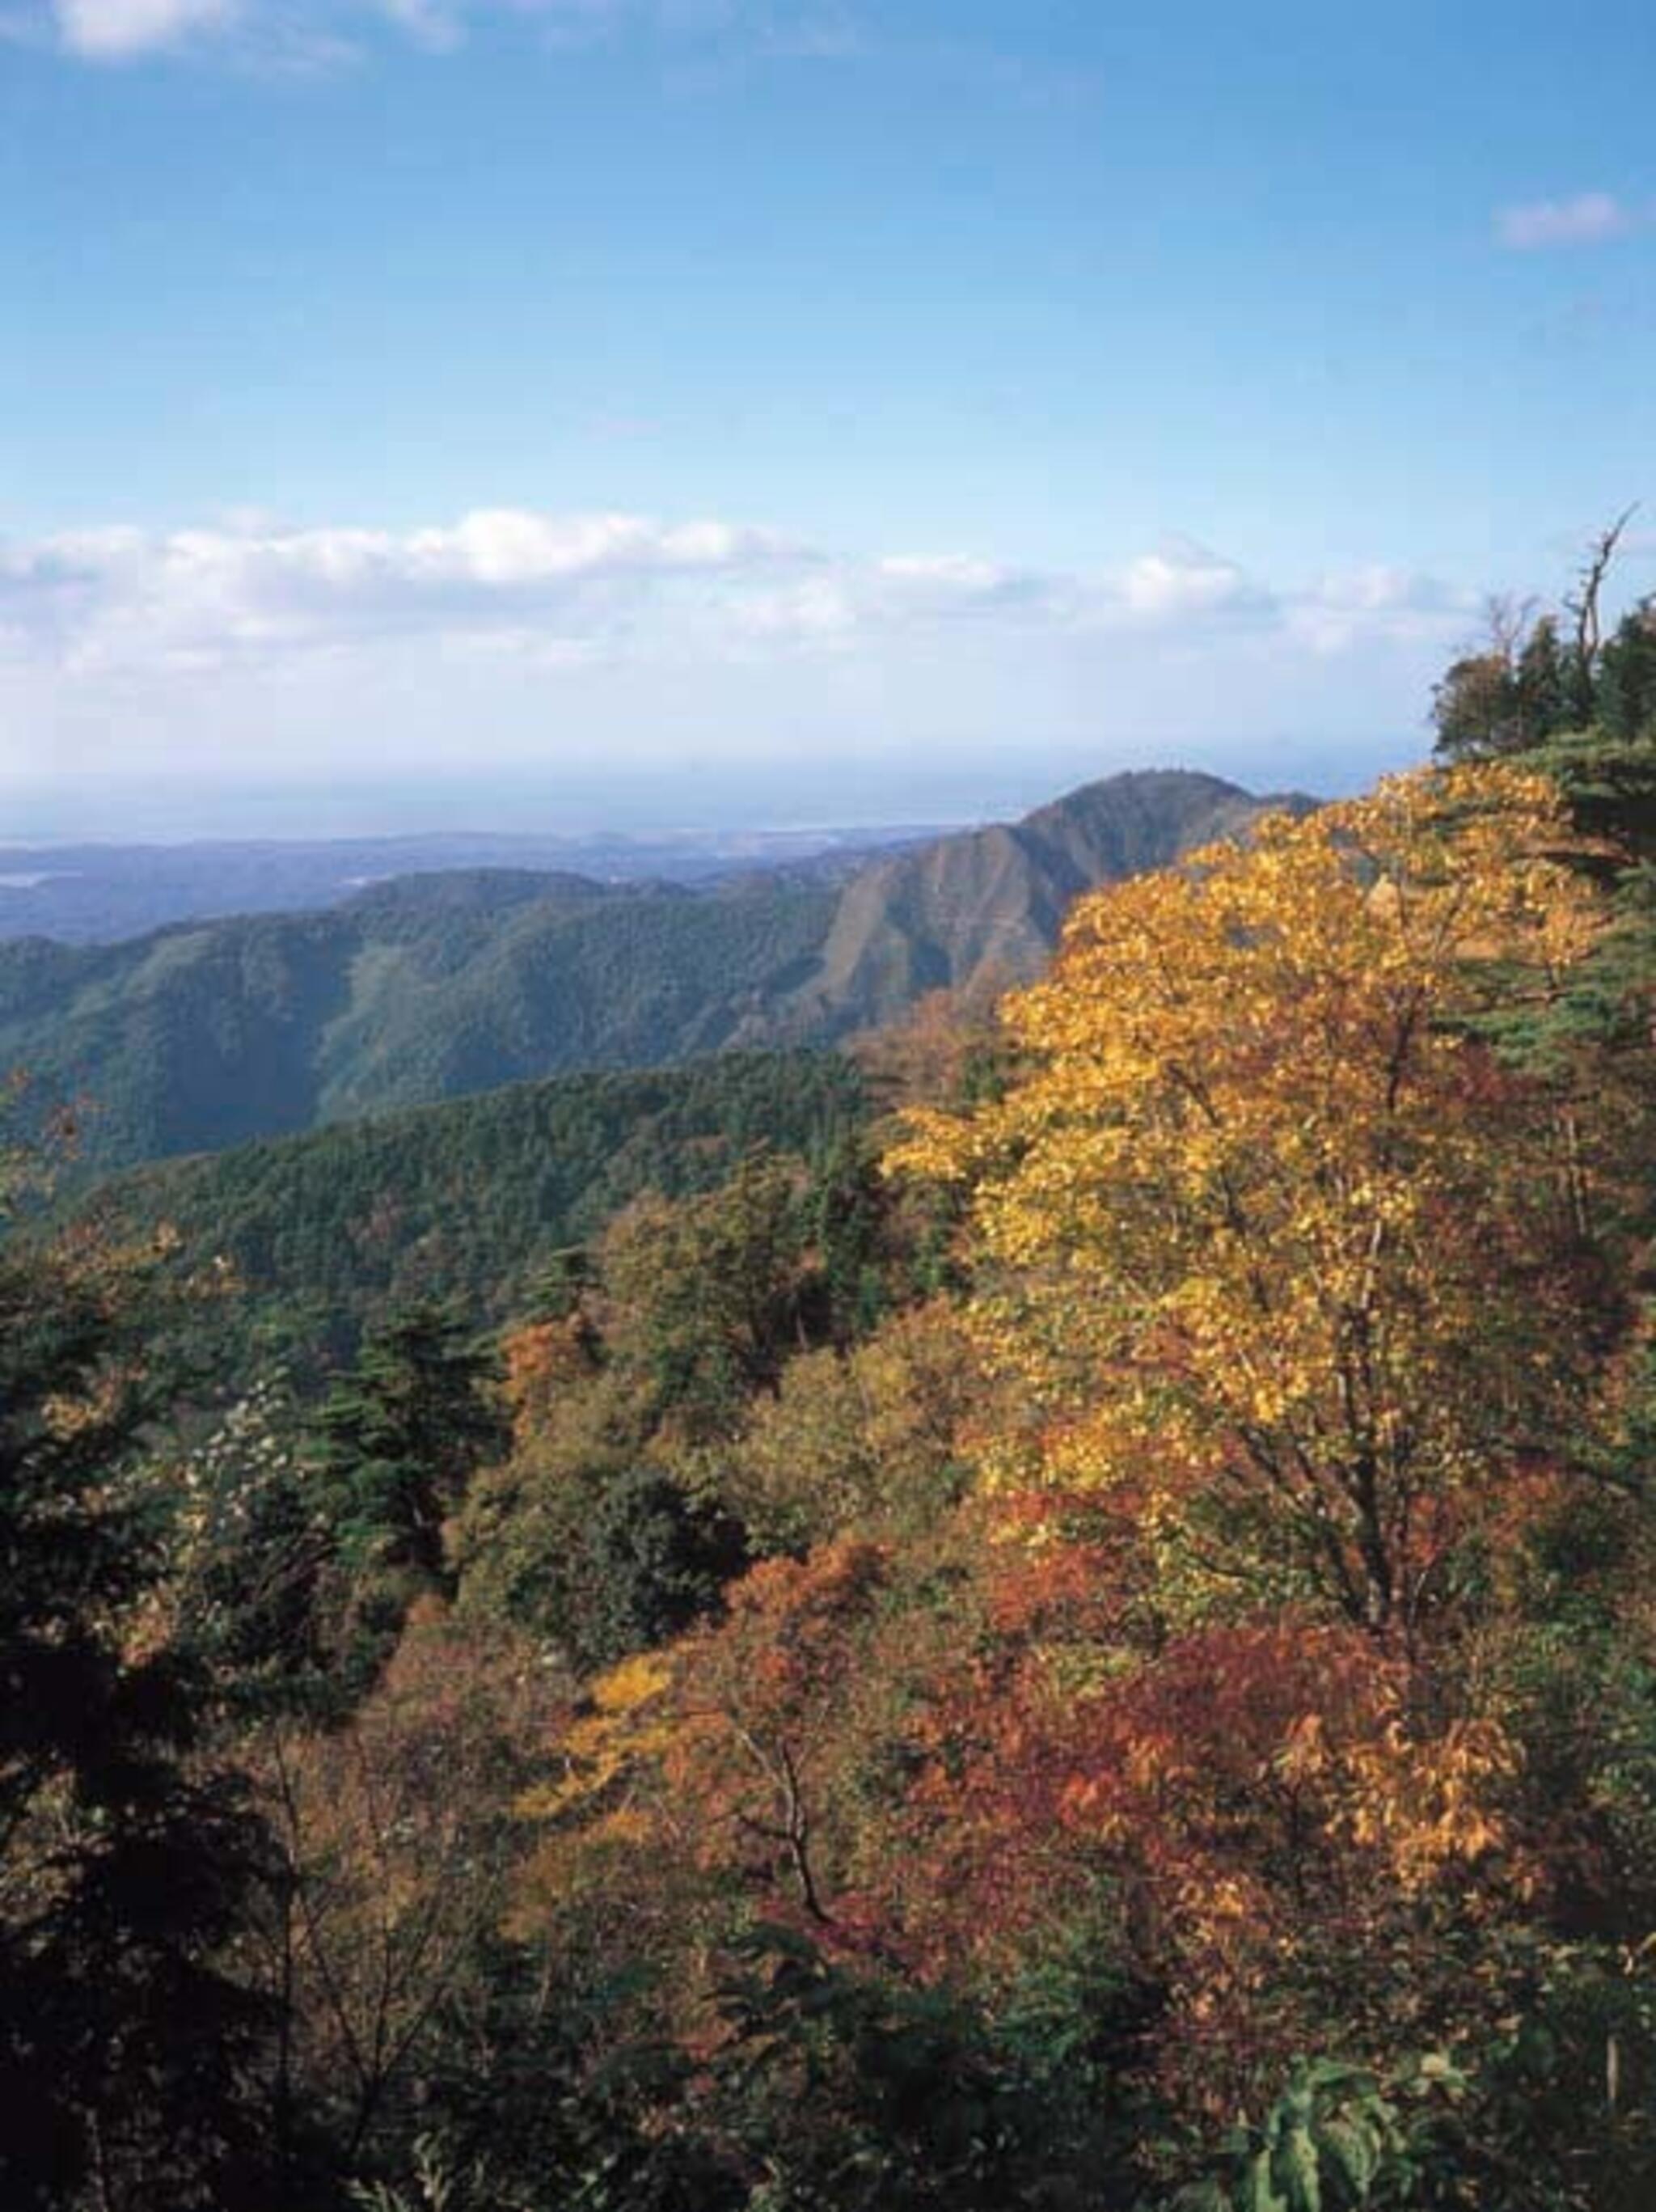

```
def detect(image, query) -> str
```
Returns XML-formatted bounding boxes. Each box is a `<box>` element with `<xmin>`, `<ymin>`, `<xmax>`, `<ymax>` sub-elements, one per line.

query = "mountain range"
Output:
<box><xmin>8</xmin><ymin>768</ymin><xmax>1306</xmax><ymax>1175</ymax></box>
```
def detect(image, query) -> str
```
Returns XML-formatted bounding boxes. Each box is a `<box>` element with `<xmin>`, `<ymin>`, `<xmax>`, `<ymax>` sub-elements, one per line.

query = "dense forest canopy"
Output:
<box><xmin>77</xmin><ymin>1050</ymin><xmax>872</xmax><ymax>1386</ymax></box>
<box><xmin>3</xmin><ymin>582</ymin><xmax>1656</xmax><ymax>2209</ymax></box>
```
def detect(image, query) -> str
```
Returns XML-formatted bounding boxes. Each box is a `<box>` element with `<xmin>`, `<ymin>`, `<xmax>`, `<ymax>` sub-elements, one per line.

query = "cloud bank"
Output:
<box><xmin>0</xmin><ymin>507</ymin><xmax>1471</xmax><ymax>680</ymax></box>
<box><xmin>0</xmin><ymin>503</ymin><xmax>1489</xmax><ymax>825</ymax></box>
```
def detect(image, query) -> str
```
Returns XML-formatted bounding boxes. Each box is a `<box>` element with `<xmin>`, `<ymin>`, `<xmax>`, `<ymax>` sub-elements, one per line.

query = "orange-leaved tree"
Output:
<box><xmin>890</xmin><ymin>763</ymin><xmax>1607</xmax><ymax>1639</ymax></box>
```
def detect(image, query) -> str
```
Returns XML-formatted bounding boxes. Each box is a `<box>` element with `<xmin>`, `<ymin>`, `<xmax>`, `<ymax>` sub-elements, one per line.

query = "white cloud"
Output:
<box><xmin>0</xmin><ymin>505</ymin><xmax>1470</xmax><ymax>687</ymax></box>
<box><xmin>1286</xmin><ymin>565</ymin><xmax>1472</xmax><ymax>655</ymax></box>
<box><xmin>732</xmin><ymin>576</ymin><xmax>860</xmax><ymax>643</ymax></box>
<box><xmin>874</xmin><ymin>552</ymin><xmax>1071</xmax><ymax>622</ymax></box>
<box><xmin>0</xmin><ymin>508</ymin><xmax>810</xmax><ymax>672</ymax></box>
<box><xmin>0</xmin><ymin>510</ymin><xmax>1483</xmax><ymax>812</ymax></box>
<box><xmin>1495</xmin><ymin>192</ymin><xmax>1639</xmax><ymax>250</ymax></box>
<box><xmin>54</xmin><ymin>0</ymin><xmax>233</xmax><ymax>56</ymax></box>
<box><xmin>34</xmin><ymin>0</ymin><xmax>855</xmax><ymax>61</ymax></box>
<box><xmin>726</xmin><ymin>553</ymin><xmax>1062</xmax><ymax>651</ymax></box>
<box><xmin>1118</xmin><ymin>541</ymin><xmax>1271</xmax><ymax>621</ymax></box>
<box><xmin>877</xmin><ymin>554</ymin><xmax>1006</xmax><ymax>589</ymax></box>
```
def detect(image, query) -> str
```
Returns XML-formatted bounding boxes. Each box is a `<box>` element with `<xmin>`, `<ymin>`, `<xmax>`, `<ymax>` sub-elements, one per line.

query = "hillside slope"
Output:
<box><xmin>83</xmin><ymin>1048</ymin><xmax>868</xmax><ymax>1375</ymax></box>
<box><xmin>5</xmin><ymin>874</ymin><xmax>835</xmax><ymax>1172</ymax></box>
<box><xmin>8</xmin><ymin>769</ymin><xmax>1306</xmax><ymax>1173</ymax></box>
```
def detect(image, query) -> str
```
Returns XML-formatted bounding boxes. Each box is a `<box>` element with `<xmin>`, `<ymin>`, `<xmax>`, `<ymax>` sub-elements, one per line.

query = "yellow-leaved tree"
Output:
<box><xmin>890</xmin><ymin>764</ymin><xmax>1606</xmax><ymax>1639</ymax></box>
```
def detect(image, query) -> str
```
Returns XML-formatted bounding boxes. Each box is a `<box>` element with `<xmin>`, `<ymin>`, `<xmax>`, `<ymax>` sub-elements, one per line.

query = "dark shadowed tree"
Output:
<box><xmin>310</xmin><ymin>1303</ymin><xmax>507</xmax><ymax>1592</ymax></box>
<box><xmin>0</xmin><ymin>1209</ymin><xmax>277</xmax><ymax>2210</ymax></box>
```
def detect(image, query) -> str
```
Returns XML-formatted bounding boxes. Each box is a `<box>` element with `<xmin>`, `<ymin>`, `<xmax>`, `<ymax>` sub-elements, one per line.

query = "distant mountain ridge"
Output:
<box><xmin>0</xmin><ymin>823</ymin><xmax>938</xmax><ymax>945</ymax></box>
<box><xmin>6</xmin><ymin>769</ymin><xmax>1310</xmax><ymax>1174</ymax></box>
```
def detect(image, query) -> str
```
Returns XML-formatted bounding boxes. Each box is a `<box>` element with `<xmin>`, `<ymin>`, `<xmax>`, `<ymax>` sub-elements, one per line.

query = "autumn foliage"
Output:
<box><xmin>892</xmin><ymin>765</ymin><xmax>1604</xmax><ymax>1638</ymax></box>
<box><xmin>12</xmin><ymin>750</ymin><xmax>1656</xmax><ymax>2210</ymax></box>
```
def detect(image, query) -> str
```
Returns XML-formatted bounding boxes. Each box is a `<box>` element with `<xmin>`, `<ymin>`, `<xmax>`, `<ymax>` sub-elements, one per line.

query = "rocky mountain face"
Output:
<box><xmin>788</xmin><ymin>769</ymin><xmax>1300</xmax><ymax>1034</ymax></box>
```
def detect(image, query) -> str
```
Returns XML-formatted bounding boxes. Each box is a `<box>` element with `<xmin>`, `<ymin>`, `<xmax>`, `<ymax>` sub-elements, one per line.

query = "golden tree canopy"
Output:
<box><xmin>889</xmin><ymin>764</ymin><xmax>1603</xmax><ymax>1637</ymax></box>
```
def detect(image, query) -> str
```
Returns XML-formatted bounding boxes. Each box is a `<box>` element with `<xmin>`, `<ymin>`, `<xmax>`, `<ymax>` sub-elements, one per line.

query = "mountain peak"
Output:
<box><xmin>801</xmin><ymin>766</ymin><xmax>1309</xmax><ymax>1034</ymax></box>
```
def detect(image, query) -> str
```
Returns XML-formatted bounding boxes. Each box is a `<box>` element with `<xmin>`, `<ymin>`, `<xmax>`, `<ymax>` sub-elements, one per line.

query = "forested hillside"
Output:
<box><xmin>86</xmin><ymin>1049</ymin><xmax>870</xmax><ymax>1379</ymax></box>
<box><xmin>1</xmin><ymin>873</ymin><xmax>839</xmax><ymax>1171</ymax></box>
<box><xmin>6</xmin><ymin>584</ymin><xmax>1656</xmax><ymax>2212</ymax></box>
<box><xmin>5</xmin><ymin>769</ymin><xmax>1295</xmax><ymax>1175</ymax></box>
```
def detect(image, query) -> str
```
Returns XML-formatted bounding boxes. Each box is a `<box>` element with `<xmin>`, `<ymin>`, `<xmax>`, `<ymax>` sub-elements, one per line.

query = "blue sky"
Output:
<box><xmin>2</xmin><ymin>0</ymin><xmax>1653</xmax><ymax>834</ymax></box>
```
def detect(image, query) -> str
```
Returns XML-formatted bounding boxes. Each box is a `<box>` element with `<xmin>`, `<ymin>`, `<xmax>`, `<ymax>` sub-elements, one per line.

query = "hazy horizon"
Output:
<box><xmin>5</xmin><ymin>730</ymin><xmax>1405</xmax><ymax>845</ymax></box>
